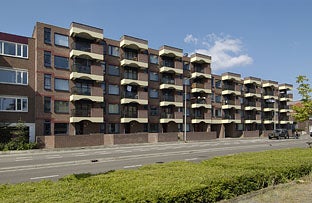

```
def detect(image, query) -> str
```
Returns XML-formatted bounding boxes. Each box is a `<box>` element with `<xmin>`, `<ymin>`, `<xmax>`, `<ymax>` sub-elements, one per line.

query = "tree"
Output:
<box><xmin>292</xmin><ymin>75</ymin><xmax>312</xmax><ymax>122</ymax></box>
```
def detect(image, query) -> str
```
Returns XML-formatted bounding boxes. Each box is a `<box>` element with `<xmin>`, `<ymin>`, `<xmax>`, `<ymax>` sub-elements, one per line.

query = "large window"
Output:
<box><xmin>108</xmin><ymin>123</ymin><xmax>119</xmax><ymax>133</ymax></box>
<box><xmin>0</xmin><ymin>41</ymin><xmax>28</xmax><ymax>58</ymax></box>
<box><xmin>183</xmin><ymin>62</ymin><xmax>190</xmax><ymax>70</ymax></box>
<box><xmin>108</xmin><ymin>104</ymin><xmax>119</xmax><ymax>114</ymax></box>
<box><xmin>0</xmin><ymin>68</ymin><xmax>28</xmax><ymax>85</ymax></box>
<box><xmin>108</xmin><ymin>46</ymin><xmax>119</xmax><ymax>57</ymax></box>
<box><xmin>215</xmin><ymin>95</ymin><xmax>222</xmax><ymax>103</ymax></box>
<box><xmin>54</xmin><ymin>34</ymin><xmax>68</xmax><ymax>47</ymax></box>
<box><xmin>44</xmin><ymin>97</ymin><xmax>51</xmax><ymax>113</ymax></box>
<box><xmin>54</xmin><ymin>56</ymin><xmax>69</xmax><ymax>69</ymax></box>
<box><xmin>54</xmin><ymin>123</ymin><xmax>68</xmax><ymax>135</ymax></box>
<box><xmin>108</xmin><ymin>65</ymin><xmax>120</xmax><ymax>76</ymax></box>
<box><xmin>149</xmin><ymin>72</ymin><xmax>159</xmax><ymax>81</ymax></box>
<box><xmin>44</xmin><ymin>51</ymin><xmax>51</xmax><ymax>67</ymax></box>
<box><xmin>43</xmin><ymin>120</ymin><xmax>51</xmax><ymax>135</ymax></box>
<box><xmin>54</xmin><ymin>100</ymin><xmax>69</xmax><ymax>114</ymax></box>
<box><xmin>0</xmin><ymin>96</ymin><xmax>28</xmax><ymax>112</ymax></box>
<box><xmin>215</xmin><ymin>80</ymin><xmax>222</xmax><ymax>88</ymax></box>
<box><xmin>149</xmin><ymin>89</ymin><xmax>158</xmax><ymax>98</ymax></box>
<box><xmin>44</xmin><ymin>27</ymin><xmax>51</xmax><ymax>44</ymax></box>
<box><xmin>149</xmin><ymin>106</ymin><xmax>158</xmax><ymax>116</ymax></box>
<box><xmin>108</xmin><ymin>84</ymin><xmax>119</xmax><ymax>95</ymax></box>
<box><xmin>149</xmin><ymin>55</ymin><xmax>158</xmax><ymax>64</ymax></box>
<box><xmin>44</xmin><ymin>74</ymin><xmax>52</xmax><ymax>90</ymax></box>
<box><xmin>54</xmin><ymin>78</ymin><xmax>69</xmax><ymax>91</ymax></box>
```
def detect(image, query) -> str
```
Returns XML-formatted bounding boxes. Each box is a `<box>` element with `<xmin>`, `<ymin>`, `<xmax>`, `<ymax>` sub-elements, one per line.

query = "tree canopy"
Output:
<box><xmin>292</xmin><ymin>75</ymin><xmax>312</xmax><ymax>122</ymax></box>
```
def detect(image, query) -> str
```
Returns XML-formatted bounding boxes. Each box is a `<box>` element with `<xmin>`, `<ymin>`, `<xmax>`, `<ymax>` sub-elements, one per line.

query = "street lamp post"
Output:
<box><xmin>183</xmin><ymin>78</ymin><xmax>189</xmax><ymax>142</ymax></box>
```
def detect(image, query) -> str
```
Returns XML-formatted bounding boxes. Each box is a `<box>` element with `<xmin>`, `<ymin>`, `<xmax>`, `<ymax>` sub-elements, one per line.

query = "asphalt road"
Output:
<box><xmin>0</xmin><ymin>136</ymin><xmax>311</xmax><ymax>184</ymax></box>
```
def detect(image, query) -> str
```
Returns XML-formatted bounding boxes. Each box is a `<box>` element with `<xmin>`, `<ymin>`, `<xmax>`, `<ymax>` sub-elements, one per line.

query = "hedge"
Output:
<box><xmin>0</xmin><ymin>148</ymin><xmax>311</xmax><ymax>202</ymax></box>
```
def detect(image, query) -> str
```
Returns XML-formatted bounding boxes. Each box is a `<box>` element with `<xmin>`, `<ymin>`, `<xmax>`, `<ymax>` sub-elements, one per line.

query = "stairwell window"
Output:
<box><xmin>44</xmin><ymin>27</ymin><xmax>51</xmax><ymax>44</ymax></box>
<box><xmin>54</xmin><ymin>56</ymin><xmax>69</xmax><ymax>69</ymax></box>
<box><xmin>54</xmin><ymin>33</ymin><xmax>68</xmax><ymax>47</ymax></box>
<box><xmin>54</xmin><ymin>100</ymin><xmax>69</xmax><ymax>114</ymax></box>
<box><xmin>108</xmin><ymin>46</ymin><xmax>119</xmax><ymax>57</ymax></box>
<box><xmin>54</xmin><ymin>78</ymin><xmax>69</xmax><ymax>91</ymax></box>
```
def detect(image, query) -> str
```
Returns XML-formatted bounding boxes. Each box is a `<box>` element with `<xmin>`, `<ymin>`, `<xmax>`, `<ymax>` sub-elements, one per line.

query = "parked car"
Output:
<box><xmin>268</xmin><ymin>129</ymin><xmax>289</xmax><ymax>139</ymax></box>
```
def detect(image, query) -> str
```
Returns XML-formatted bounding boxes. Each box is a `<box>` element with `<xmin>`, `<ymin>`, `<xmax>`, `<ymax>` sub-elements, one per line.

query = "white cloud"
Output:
<box><xmin>184</xmin><ymin>34</ymin><xmax>198</xmax><ymax>44</ymax></box>
<box><xmin>185</xmin><ymin>33</ymin><xmax>253</xmax><ymax>70</ymax></box>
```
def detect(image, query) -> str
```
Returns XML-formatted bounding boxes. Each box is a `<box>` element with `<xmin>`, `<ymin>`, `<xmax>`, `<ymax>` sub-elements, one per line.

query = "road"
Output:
<box><xmin>0</xmin><ymin>136</ymin><xmax>310</xmax><ymax>184</ymax></box>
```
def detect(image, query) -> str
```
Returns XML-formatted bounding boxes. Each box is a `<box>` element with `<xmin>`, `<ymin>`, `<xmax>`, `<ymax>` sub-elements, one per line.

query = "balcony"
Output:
<box><xmin>243</xmin><ymin>77</ymin><xmax>261</xmax><ymax>86</ymax></box>
<box><xmin>159</xmin><ymin>60</ymin><xmax>183</xmax><ymax>75</ymax></box>
<box><xmin>120</xmin><ymin>35</ymin><xmax>148</xmax><ymax>50</ymax></box>
<box><xmin>221</xmin><ymin>73</ymin><xmax>242</xmax><ymax>82</ymax></box>
<box><xmin>222</xmin><ymin>85</ymin><xmax>241</xmax><ymax>95</ymax></box>
<box><xmin>160</xmin><ymin>78</ymin><xmax>183</xmax><ymax>91</ymax></box>
<box><xmin>244</xmin><ymin>115</ymin><xmax>261</xmax><ymax>124</ymax></box>
<box><xmin>70</xmin><ymin>64</ymin><xmax>104</xmax><ymax>82</ymax></box>
<box><xmin>70</xmin><ymin>108</ymin><xmax>103</xmax><ymax>123</ymax></box>
<box><xmin>70</xmin><ymin>22</ymin><xmax>103</xmax><ymax>40</ymax></box>
<box><xmin>222</xmin><ymin>114</ymin><xmax>241</xmax><ymax>123</ymax></box>
<box><xmin>279</xmin><ymin>94</ymin><xmax>293</xmax><ymax>102</ymax></box>
<box><xmin>120</xmin><ymin>54</ymin><xmax>148</xmax><ymax>69</ymax></box>
<box><xmin>244</xmin><ymin>88</ymin><xmax>261</xmax><ymax>98</ymax></box>
<box><xmin>120</xmin><ymin>72</ymin><xmax>148</xmax><ymax>87</ymax></box>
<box><xmin>120</xmin><ymin>110</ymin><xmax>148</xmax><ymax>123</ymax></box>
<box><xmin>159</xmin><ymin>45</ymin><xmax>183</xmax><ymax>58</ymax></box>
<box><xmin>70</xmin><ymin>42</ymin><xmax>103</xmax><ymax>61</ymax></box>
<box><xmin>70</xmin><ymin>86</ymin><xmax>103</xmax><ymax>102</ymax></box>
<box><xmin>263</xmin><ymin>116</ymin><xmax>275</xmax><ymax>124</ymax></box>
<box><xmin>263</xmin><ymin>103</ymin><xmax>278</xmax><ymax>112</ymax></box>
<box><xmin>191</xmin><ymin>83</ymin><xmax>211</xmax><ymax>94</ymax></box>
<box><xmin>160</xmin><ymin>112</ymin><xmax>183</xmax><ymax>123</ymax></box>
<box><xmin>192</xmin><ymin>112</ymin><xmax>211</xmax><ymax>123</ymax></box>
<box><xmin>279</xmin><ymin>83</ymin><xmax>293</xmax><ymax>91</ymax></box>
<box><xmin>263</xmin><ymin>91</ymin><xmax>278</xmax><ymax>100</ymax></box>
<box><xmin>160</xmin><ymin>95</ymin><xmax>183</xmax><ymax>107</ymax></box>
<box><xmin>191</xmin><ymin>99</ymin><xmax>211</xmax><ymax>109</ymax></box>
<box><xmin>262</xmin><ymin>80</ymin><xmax>278</xmax><ymax>88</ymax></box>
<box><xmin>222</xmin><ymin>100</ymin><xmax>241</xmax><ymax>109</ymax></box>
<box><xmin>244</xmin><ymin>102</ymin><xmax>261</xmax><ymax>111</ymax></box>
<box><xmin>190</xmin><ymin>53</ymin><xmax>211</xmax><ymax>64</ymax></box>
<box><xmin>120</xmin><ymin>91</ymin><xmax>148</xmax><ymax>105</ymax></box>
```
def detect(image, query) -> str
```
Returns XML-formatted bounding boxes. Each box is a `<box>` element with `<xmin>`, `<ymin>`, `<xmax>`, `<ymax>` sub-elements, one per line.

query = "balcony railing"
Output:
<box><xmin>264</xmin><ymin>91</ymin><xmax>275</xmax><ymax>96</ymax></box>
<box><xmin>245</xmin><ymin>88</ymin><xmax>256</xmax><ymax>93</ymax></box>
<box><xmin>263</xmin><ymin>116</ymin><xmax>274</xmax><ymax>120</ymax></box>
<box><xmin>223</xmin><ymin>100</ymin><xmax>236</xmax><ymax>105</ymax></box>
<box><xmin>162</xmin><ymin>95</ymin><xmax>174</xmax><ymax>102</ymax></box>
<box><xmin>194</xmin><ymin>66</ymin><xmax>204</xmax><ymax>73</ymax></box>
<box><xmin>264</xmin><ymin>103</ymin><xmax>275</xmax><ymax>108</ymax></box>
<box><xmin>245</xmin><ymin>115</ymin><xmax>256</xmax><ymax>120</ymax></box>
<box><xmin>123</xmin><ymin>92</ymin><xmax>138</xmax><ymax>99</ymax></box>
<box><xmin>161</xmin><ymin>60</ymin><xmax>174</xmax><ymax>68</ymax></box>
<box><xmin>122</xmin><ymin>111</ymin><xmax>138</xmax><ymax>118</ymax></box>
<box><xmin>161</xmin><ymin>113</ymin><xmax>174</xmax><ymax>119</ymax></box>
<box><xmin>194</xmin><ymin>99</ymin><xmax>206</xmax><ymax>104</ymax></box>
<box><xmin>71</xmin><ymin>42</ymin><xmax>91</xmax><ymax>52</ymax></box>
<box><xmin>194</xmin><ymin>114</ymin><xmax>204</xmax><ymax>119</ymax></box>
<box><xmin>245</xmin><ymin>102</ymin><xmax>256</xmax><ymax>106</ymax></box>
<box><xmin>161</xmin><ymin>78</ymin><xmax>175</xmax><ymax>84</ymax></box>
<box><xmin>123</xmin><ymin>52</ymin><xmax>138</xmax><ymax>61</ymax></box>
<box><xmin>71</xmin><ymin>109</ymin><xmax>91</xmax><ymax>117</ymax></box>
<box><xmin>223</xmin><ymin>85</ymin><xmax>235</xmax><ymax>91</ymax></box>
<box><xmin>124</xmin><ymin>73</ymin><xmax>138</xmax><ymax>80</ymax></box>
<box><xmin>223</xmin><ymin>114</ymin><xmax>235</xmax><ymax>119</ymax></box>
<box><xmin>71</xmin><ymin>86</ymin><xmax>91</xmax><ymax>95</ymax></box>
<box><xmin>72</xmin><ymin>64</ymin><xmax>91</xmax><ymax>74</ymax></box>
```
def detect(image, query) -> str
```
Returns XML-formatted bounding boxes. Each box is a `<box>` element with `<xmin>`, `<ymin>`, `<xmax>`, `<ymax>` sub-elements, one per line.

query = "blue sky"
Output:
<box><xmin>1</xmin><ymin>0</ymin><xmax>311</xmax><ymax>100</ymax></box>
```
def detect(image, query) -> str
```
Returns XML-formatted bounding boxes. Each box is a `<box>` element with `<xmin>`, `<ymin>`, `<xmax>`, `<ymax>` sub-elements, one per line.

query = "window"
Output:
<box><xmin>149</xmin><ymin>123</ymin><xmax>159</xmax><ymax>133</ymax></box>
<box><xmin>99</xmin><ymin>124</ymin><xmax>105</xmax><ymax>133</ymax></box>
<box><xmin>108</xmin><ymin>123</ymin><xmax>120</xmax><ymax>133</ymax></box>
<box><xmin>0</xmin><ymin>96</ymin><xmax>28</xmax><ymax>112</ymax></box>
<box><xmin>150</xmin><ymin>106</ymin><xmax>158</xmax><ymax>116</ymax></box>
<box><xmin>54</xmin><ymin>56</ymin><xmax>69</xmax><ymax>69</ymax></box>
<box><xmin>55</xmin><ymin>78</ymin><xmax>69</xmax><ymax>91</ymax></box>
<box><xmin>54</xmin><ymin>33</ymin><xmax>68</xmax><ymax>47</ymax></box>
<box><xmin>149</xmin><ymin>89</ymin><xmax>158</xmax><ymax>98</ymax></box>
<box><xmin>44</xmin><ymin>97</ymin><xmax>51</xmax><ymax>113</ymax></box>
<box><xmin>179</xmin><ymin>124</ymin><xmax>190</xmax><ymax>132</ymax></box>
<box><xmin>101</xmin><ymin>83</ymin><xmax>106</xmax><ymax>94</ymax></box>
<box><xmin>183</xmin><ymin>108</ymin><xmax>190</xmax><ymax>116</ymax></box>
<box><xmin>183</xmin><ymin>62</ymin><xmax>190</xmax><ymax>70</ymax></box>
<box><xmin>211</xmin><ymin>77</ymin><xmax>215</xmax><ymax>88</ymax></box>
<box><xmin>44</xmin><ymin>51</ymin><xmax>51</xmax><ymax>67</ymax></box>
<box><xmin>149</xmin><ymin>54</ymin><xmax>158</xmax><ymax>64</ymax></box>
<box><xmin>183</xmin><ymin>78</ymin><xmax>190</xmax><ymax>86</ymax></box>
<box><xmin>0</xmin><ymin>68</ymin><xmax>28</xmax><ymax>85</ymax></box>
<box><xmin>44</xmin><ymin>27</ymin><xmax>51</xmax><ymax>44</ymax></box>
<box><xmin>43</xmin><ymin>120</ymin><xmax>51</xmax><ymax>135</ymax></box>
<box><xmin>215</xmin><ymin>109</ymin><xmax>222</xmax><ymax>117</ymax></box>
<box><xmin>54</xmin><ymin>100</ymin><xmax>69</xmax><ymax>114</ymax></box>
<box><xmin>108</xmin><ymin>46</ymin><xmax>119</xmax><ymax>57</ymax></box>
<box><xmin>108</xmin><ymin>84</ymin><xmax>119</xmax><ymax>95</ymax></box>
<box><xmin>0</xmin><ymin>41</ymin><xmax>28</xmax><ymax>58</ymax></box>
<box><xmin>149</xmin><ymin>72</ymin><xmax>159</xmax><ymax>81</ymax></box>
<box><xmin>215</xmin><ymin>80</ymin><xmax>222</xmax><ymax>88</ymax></box>
<box><xmin>211</xmin><ymin>93</ymin><xmax>215</xmax><ymax>102</ymax></box>
<box><xmin>54</xmin><ymin>123</ymin><xmax>68</xmax><ymax>135</ymax></box>
<box><xmin>108</xmin><ymin>104</ymin><xmax>119</xmax><ymax>114</ymax></box>
<box><xmin>215</xmin><ymin>95</ymin><xmax>222</xmax><ymax>103</ymax></box>
<box><xmin>44</xmin><ymin>74</ymin><xmax>52</xmax><ymax>90</ymax></box>
<box><xmin>108</xmin><ymin>65</ymin><xmax>120</xmax><ymax>76</ymax></box>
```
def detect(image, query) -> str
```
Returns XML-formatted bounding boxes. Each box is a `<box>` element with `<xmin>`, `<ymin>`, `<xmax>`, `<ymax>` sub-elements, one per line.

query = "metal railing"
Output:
<box><xmin>72</xmin><ymin>64</ymin><xmax>91</xmax><ymax>74</ymax></box>
<box><xmin>71</xmin><ymin>42</ymin><xmax>91</xmax><ymax>52</ymax></box>
<box><xmin>71</xmin><ymin>86</ymin><xmax>91</xmax><ymax>95</ymax></box>
<box><xmin>122</xmin><ymin>111</ymin><xmax>138</xmax><ymax>118</ymax></box>
<box><xmin>71</xmin><ymin>109</ymin><xmax>91</xmax><ymax>117</ymax></box>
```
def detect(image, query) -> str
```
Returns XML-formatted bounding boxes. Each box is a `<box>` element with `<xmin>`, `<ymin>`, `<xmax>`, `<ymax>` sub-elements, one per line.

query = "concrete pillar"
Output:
<box><xmin>220</xmin><ymin>124</ymin><xmax>225</xmax><ymax>138</ymax></box>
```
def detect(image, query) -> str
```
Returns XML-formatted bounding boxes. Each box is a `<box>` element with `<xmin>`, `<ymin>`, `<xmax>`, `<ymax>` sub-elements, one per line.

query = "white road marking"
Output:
<box><xmin>73</xmin><ymin>153</ymin><xmax>87</xmax><ymax>157</ymax></box>
<box><xmin>45</xmin><ymin>155</ymin><xmax>63</xmax><ymax>159</ymax></box>
<box><xmin>95</xmin><ymin>151</ymin><xmax>112</xmax><ymax>155</ymax></box>
<box><xmin>185</xmin><ymin>158</ymin><xmax>198</xmax><ymax>161</ymax></box>
<box><xmin>115</xmin><ymin>150</ymin><xmax>132</xmax><ymax>153</ymax></box>
<box><xmin>15</xmin><ymin>157</ymin><xmax>33</xmax><ymax>161</ymax></box>
<box><xmin>30</xmin><ymin>174</ymin><xmax>59</xmax><ymax>180</ymax></box>
<box><xmin>123</xmin><ymin>164</ymin><xmax>142</xmax><ymax>169</ymax></box>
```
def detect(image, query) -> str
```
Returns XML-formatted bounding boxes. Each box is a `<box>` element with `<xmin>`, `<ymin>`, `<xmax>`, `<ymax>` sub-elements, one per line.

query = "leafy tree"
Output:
<box><xmin>292</xmin><ymin>75</ymin><xmax>312</xmax><ymax>122</ymax></box>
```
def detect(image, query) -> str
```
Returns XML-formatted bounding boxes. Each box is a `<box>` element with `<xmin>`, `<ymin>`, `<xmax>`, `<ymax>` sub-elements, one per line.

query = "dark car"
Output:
<box><xmin>268</xmin><ymin>129</ymin><xmax>289</xmax><ymax>139</ymax></box>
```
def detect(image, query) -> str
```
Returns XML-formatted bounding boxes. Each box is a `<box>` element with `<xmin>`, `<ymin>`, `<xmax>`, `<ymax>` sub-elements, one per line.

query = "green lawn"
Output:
<box><xmin>1</xmin><ymin>148</ymin><xmax>311</xmax><ymax>202</ymax></box>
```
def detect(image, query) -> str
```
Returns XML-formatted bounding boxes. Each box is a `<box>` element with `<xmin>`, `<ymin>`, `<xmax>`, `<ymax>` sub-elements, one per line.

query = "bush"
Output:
<box><xmin>0</xmin><ymin>148</ymin><xmax>311</xmax><ymax>202</ymax></box>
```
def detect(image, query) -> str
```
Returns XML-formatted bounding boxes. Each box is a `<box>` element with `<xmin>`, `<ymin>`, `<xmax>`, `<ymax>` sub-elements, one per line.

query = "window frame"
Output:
<box><xmin>0</xmin><ymin>40</ymin><xmax>28</xmax><ymax>59</ymax></box>
<box><xmin>44</xmin><ymin>51</ymin><xmax>52</xmax><ymax>67</ymax></box>
<box><xmin>44</xmin><ymin>96</ymin><xmax>51</xmax><ymax>113</ymax></box>
<box><xmin>44</xmin><ymin>27</ymin><xmax>51</xmax><ymax>44</ymax></box>
<box><xmin>0</xmin><ymin>96</ymin><xmax>28</xmax><ymax>112</ymax></box>
<box><xmin>0</xmin><ymin>68</ymin><xmax>28</xmax><ymax>85</ymax></box>
<box><xmin>108</xmin><ymin>103</ymin><xmax>120</xmax><ymax>114</ymax></box>
<box><xmin>54</xmin><ymin>33</ymin><xmax>69</xmax><ymax>47</ymax></box>
<box><xmin>54</xmin><ymin>78</ymin><xmax>69</xmax><ymax>91</ymax></box>
<box><xmin>108</xmin><ymin>84</ymin><xmax>119</xmax><ymax>95</ymax></box>
<box><xmin>44</xmin><ymin>74</ymin><xmax>52</xmax><ymax>90</ymax></box>
<box><xmin>108</xmin><ymin>45</ymin><xmax>120</xmax><ymax>57</ymax></box>
<box><xmin>54</xmin><ymin>100</ymin><xmax>69</xmax><ymax>114</ymax></box>
<box><xmin>108</xmin><ymin>65</ymin><xmax>120</xmax><ymax>76</ymax></box>
<box><xmin>54</xmin><ymin>55</ymin><xmax>69</xmax><ymax>70</ymax></box>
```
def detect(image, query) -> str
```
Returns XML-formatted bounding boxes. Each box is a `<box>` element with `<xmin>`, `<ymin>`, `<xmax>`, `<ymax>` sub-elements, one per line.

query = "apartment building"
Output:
<box><xmin>0</xmin><ymin>32</ymin><xmax>36</xmax><ymax>141</ymax></box>
<box><xmin>0</xmin><ymin>21</ymin><xmax>294</xmax><ymax>144</ymax></box>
